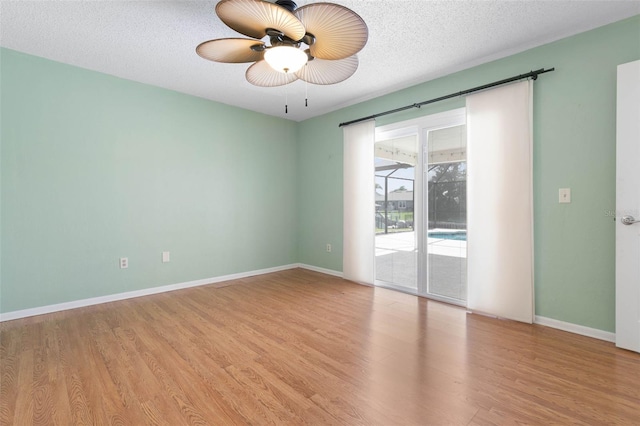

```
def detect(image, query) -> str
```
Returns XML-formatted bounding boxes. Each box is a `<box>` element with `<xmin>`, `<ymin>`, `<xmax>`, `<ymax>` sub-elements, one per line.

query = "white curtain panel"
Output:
<box><xmin>343</xmin><ymin>120</ymin><xmax>376</xmax><ymax>285</ymax></box>
<box><xmin>466</xmin><ymin>80</ymin><xmax>534</xmax><ymax>323</ymax></box>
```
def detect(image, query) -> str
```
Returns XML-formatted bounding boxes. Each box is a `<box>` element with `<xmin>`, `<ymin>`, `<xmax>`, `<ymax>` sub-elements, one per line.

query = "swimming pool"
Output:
<box><xmin>428</xmin><ymin>231</ymin><xmax>467</xmax><ymax>241</ymax></box>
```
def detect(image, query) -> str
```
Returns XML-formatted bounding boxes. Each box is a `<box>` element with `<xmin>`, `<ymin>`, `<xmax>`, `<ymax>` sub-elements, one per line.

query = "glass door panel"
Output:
<box><xmin>374</xmin><ymin>135</ymin><xmax>418</xmax><ymax>291</ymax></box>
<box><xmin>425</xmin><ymin>125</ymin><xmax>467</xmax><ymax>302</ymax></box>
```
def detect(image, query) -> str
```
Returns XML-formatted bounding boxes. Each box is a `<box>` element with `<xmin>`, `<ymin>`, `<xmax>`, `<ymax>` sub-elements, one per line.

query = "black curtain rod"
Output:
<box><xmin>338</xmin><ymin>67</ymin><xmax>555</xmax><ymax>128</ymax></box>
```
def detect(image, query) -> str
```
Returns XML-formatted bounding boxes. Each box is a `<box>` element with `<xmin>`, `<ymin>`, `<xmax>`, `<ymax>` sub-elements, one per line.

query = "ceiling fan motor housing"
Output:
<box><xmin>275</xmin><ymin>0</ymin><xmax>297</xmax><ymax>12</ymax></box>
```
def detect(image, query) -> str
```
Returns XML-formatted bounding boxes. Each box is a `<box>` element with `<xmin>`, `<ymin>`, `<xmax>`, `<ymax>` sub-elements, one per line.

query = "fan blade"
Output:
<box><xmin>246</xmin><ymin>60</ymin><xmax>298</xmax><ymax>87</ymax></box>
<box><xmin>196</xmin><ymin>38</ymin><xmax>265</xmax><ymax>63</ymax></box>
<box><xmin>216</xmin><ymin>0</ymin><xmax>305</xmax><ymax>41</ymax></box>
<box><xmin>294</xmin><ymin>3</ymin><xmax>368</xmax><ymax>60</ymax></box>
<box><xmin>295</xmin><ymin>55</ymin><xmax>359</xmax><ymax>85</ymax></box>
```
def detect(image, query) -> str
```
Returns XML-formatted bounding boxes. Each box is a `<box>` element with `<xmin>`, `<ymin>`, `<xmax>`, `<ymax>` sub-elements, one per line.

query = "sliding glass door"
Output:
<box><xmin>424</xmin><ymin>125</ymin><xmax>467</xmax><ymax>303</ymax></box>
<box><xmin>374</xmin><ymin>109</ymin><xmax>467</xmax><ymax>305</ymax></box>
<box><xmin>374</xmin><ymin>135</ymin><xmax>418</xmax><ymax>291</ymax></box>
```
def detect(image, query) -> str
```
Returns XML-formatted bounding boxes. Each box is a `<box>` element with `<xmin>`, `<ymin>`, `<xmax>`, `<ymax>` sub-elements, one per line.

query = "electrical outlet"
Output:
<box><xmin>119</xmin><ymin>257</ymin><xmax>128</xmax><ymax>269</ymax></box>
<box><xmin>162</xmin><ymin>251</ymin><xmax>170</xmax><ymax>263</ymax></box>
<box><xmin>326</xmin><ymin>243</ymin><xmax>332</xmax><ymax>252</ymax></box>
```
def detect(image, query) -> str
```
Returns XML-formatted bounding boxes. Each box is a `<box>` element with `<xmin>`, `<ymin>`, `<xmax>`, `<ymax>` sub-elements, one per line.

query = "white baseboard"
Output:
<box><xmin>0</xmin><ymin>263</ymin><xmax>300</xmax><ymax>322</ymax></box>
<box><xmin>4</xmin><ymin>265</ymin><xmax>615</xmax><ymax>346</ymax></box>
<box><xmin>535</xmin><ymin>315</ymin><xmax>615</xmax><ymax>343</ymax></box>
<box><xmin>297</xmin><ymin>263</ymin><xmax>343</xmax><ymax>278</ymax></box>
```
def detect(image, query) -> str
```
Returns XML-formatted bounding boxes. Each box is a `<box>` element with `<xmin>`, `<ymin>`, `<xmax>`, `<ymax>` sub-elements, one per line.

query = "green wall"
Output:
<box><xmin>297</xmin><ymin>16</ymin><xmax>640</xmax><ymax>333</ymax></box>
<box><xmin>1</xmin><ymin>48</ymin><xmax>298</xmax><ymax>313</ymax></box>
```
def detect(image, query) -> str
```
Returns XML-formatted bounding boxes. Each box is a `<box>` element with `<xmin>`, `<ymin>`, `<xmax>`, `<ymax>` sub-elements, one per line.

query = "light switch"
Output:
<box><xmin>162</xmin><ymin>251</ymin><xmax>170</xmax><ymax>263</ymax></box>
<box><xmin>559</xmin><ymin>188</ymin><xmax>571</xmax><ymax>203</ymax></box>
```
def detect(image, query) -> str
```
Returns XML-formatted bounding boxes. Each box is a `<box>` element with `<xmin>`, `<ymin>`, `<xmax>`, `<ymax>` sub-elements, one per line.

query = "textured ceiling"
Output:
<box><xmin>1</xmin><ymin>1</ymin><xmax>638</xmax><ymax>122</ymax></box>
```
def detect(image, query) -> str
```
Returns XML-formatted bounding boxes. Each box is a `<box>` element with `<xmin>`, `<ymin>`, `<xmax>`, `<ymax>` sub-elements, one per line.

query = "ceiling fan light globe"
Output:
<box><xmin>264</xmin><ymin>46</ymin><xmax>308</xmax><ymax>73</ymax></box>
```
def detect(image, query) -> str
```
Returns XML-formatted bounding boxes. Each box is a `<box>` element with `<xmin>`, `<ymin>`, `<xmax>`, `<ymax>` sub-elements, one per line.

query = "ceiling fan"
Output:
<box><xmin>196</xmin><ymin>0</ymin><xmax>368</xmax><ymax>89</ymax></box>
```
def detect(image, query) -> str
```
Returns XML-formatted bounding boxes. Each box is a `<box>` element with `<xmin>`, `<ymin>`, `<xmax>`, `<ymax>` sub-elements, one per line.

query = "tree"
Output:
<box><xmin>428</xmin><ymin>163</ymin><xmax>467</xmax><ymax>224</ymax></box>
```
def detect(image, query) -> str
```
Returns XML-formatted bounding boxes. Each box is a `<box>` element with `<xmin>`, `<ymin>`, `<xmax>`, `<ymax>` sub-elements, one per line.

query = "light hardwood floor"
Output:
<box><xmin>1</xmin><ymin>268</ymin><xmax>639</xmax><ymax>425</ymax></box>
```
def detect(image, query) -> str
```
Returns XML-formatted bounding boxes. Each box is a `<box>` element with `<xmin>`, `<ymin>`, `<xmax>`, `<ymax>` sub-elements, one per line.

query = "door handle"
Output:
<box><xmin>621</xmin><ymin>215</ymin><xmax>640</xmax><ymax>225</ymax></box>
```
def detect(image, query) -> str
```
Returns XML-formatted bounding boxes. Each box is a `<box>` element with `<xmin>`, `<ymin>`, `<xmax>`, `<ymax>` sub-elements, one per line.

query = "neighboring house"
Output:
<box><xmin>375</xmin><ymin>190</ymin><xmax>414</xmax><ymax>212</ymax></box>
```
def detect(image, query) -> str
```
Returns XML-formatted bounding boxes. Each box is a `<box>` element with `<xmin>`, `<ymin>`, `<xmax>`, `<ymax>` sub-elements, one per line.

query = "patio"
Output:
<box><xmin>375</xmin><ymin>230</ymin><xmax>467</xmax><ymax>301</ymax></box>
